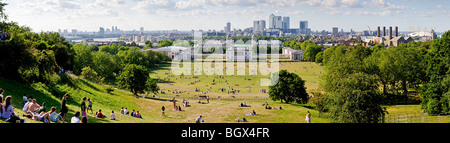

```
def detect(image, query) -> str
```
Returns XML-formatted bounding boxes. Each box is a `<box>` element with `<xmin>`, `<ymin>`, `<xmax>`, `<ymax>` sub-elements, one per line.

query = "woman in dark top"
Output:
<box><xmin>61</xmin><ymin>93</ymin><xmax>69</xmax><ymax>122</ymax></box>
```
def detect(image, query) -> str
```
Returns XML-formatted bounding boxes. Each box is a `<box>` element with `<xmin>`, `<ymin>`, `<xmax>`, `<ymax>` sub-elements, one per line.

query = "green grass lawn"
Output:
<box><xmin>1</xmin><ymin>61</ymin><xmax>446</xmax><ymax>123</ymax></box>
<box><xmin>0</xmin><ymin>68</ymin><xmax>331</xmax><ymax>123</ymax></box>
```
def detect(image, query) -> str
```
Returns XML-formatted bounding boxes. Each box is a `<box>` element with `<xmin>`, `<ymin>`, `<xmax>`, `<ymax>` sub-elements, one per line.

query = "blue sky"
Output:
<box><xmin>4</xmin><ymin>0</ymin><xmax>450</xmax><ymax>32</ymax></box>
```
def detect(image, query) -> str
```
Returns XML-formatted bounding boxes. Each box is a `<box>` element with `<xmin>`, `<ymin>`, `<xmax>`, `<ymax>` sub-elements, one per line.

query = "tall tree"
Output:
<box><xmin>328</xmin><ymin>72</ymin><xmax>386</xmax><ymax>123</ymax></box>
<box><xmin>268</xmin><ymin>70</ymin><xmax>308</xmax><ymax>104</ymax></box>
<box><xmin>420</xmin><ymin>31</ymin><xmax>450</xmax><ymax>114</ymax></box>
<box><xmin>117</xmin><ymin>64</ymin><xmax>149</xmax><ymax>96</ymax></box>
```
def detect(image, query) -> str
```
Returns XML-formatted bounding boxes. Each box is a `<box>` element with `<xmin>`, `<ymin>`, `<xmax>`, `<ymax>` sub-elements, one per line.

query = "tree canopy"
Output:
<box><xmin>268</xmin><ymin>70</ymin><xmax>308</xmax><ymax>104</ymax></box>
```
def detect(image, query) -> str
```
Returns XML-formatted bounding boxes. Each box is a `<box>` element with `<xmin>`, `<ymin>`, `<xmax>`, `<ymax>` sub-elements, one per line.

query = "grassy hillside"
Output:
<box><xmin>0</xmin><ymin>72</ymin><xmax>332</xmax><ymax>123</ymax></box>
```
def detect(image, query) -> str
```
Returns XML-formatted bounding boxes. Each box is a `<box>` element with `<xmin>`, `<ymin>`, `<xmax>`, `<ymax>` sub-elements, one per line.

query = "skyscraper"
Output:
<box><xmin>99</xmin><ymin>27</ymin><xmax>105</xmax><ymax>36</ymax></box>
<box><xmin>332</xmin><ymin>27</ymin><xmax>338</xmax><ymax>35</ymax></box>
<box><xmin>299</xmin><ymin>21</ymin><xmax>308</xmax><ymax>34</ymax></box>
<box><xmin>259</xmin><ymin>20</ymin><xmax>266</xmax><ymax>32</ymax></box>
<box><xmin>268</xmin><ymin>14</ymin><xmax>283</xmax><ymax>29</ymax></box>
<box><xmin>225</xmin><ymin>22</ymin><xmax>231</xmax><ymax>34</ymax></box>
<box><xmin>269</xmin><ymin>14</ymin><xmax>275</xmax><ymax>29</ymax></box>
<box><xmin>253</xmin><ymin>21</ymin><xmax>260</xmax><ymax>33</ymax></box>
<box><xmin>140</xmin><ymin>27</ymin><xmax>144</xmax><ymax>33</ymax></box>
<box><xmin>112</xmin><ymin>26</ymin><xmax>115</xmax><ymax>33</ymax></box>
<box><xmin>282</xmin><ymin>17</ymin><xmax>290</xmax><ymax>32</ymax></box>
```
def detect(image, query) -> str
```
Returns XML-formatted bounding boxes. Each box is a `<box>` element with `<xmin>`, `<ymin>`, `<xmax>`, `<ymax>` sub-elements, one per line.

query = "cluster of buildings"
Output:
<box><xmin>362</xmin><ymin>26</ymin><xmax>414</xmax><ymax>47</ymax></box>
<box><xmin>252</xmin><ymin>14</ymin><xmax>311</xmax><ymax>36</ymax></box>
<box><xmin>145</xmin><ymin>34</ymin><xmax>304</xmax><ymax>62</ymax></box>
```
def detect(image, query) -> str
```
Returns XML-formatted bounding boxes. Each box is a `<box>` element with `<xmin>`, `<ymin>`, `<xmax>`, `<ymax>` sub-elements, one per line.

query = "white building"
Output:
<box><xmin>282</xmin><ymin>47</ymin><xmax>303</xmax><ymax>61</ymax></box>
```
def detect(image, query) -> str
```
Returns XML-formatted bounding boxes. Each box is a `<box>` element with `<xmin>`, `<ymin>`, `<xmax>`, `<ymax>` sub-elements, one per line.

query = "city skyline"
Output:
<box><xmin>4</xmin><ymin>0</ymin><xmax>450</xmax><ymax>33</ymax></box>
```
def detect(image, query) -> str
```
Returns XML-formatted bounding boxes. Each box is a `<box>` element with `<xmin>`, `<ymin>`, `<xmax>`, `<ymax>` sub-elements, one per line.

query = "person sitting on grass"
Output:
<box><xmin>110</xmin><ymin>111</ymin><xmax>115</xmax><ymax>120</ymax></box>
<box><xmin>124</xmin><ymin>108</ymin><xmax>129</xmax><ymax>115</ymax></box>
<box><xmin>23</xmin><ymin>99</ymin><xmax>41</xmax><ymax>118</ymax></box>
<box><xmin>131</xmin><ymin>110</ymin><xmax>136</xmax><ymax>117</ymax></box>
<box><xmin>71</xmin><ymin>111</ymin><xmax>81</xmax><ymax>123</ymax></box>
<box><xmin>32</xmin><ymin>111</ymin><xmax>51</xmax><ymax>123</ymax></box>
<box><xmin>96</xmin><ymin>109</ymin><xmax>107</xmax><ymax>118</ymax></box>
<box><xmin>81</xmin><ymin>116</ymin><xmax>87</xmax><ymax>123</ymax></box>
<box><xmin>120</xmin><ymin>107</ymin><xmax>124</xmax><ymax>114</ymax></box>
<box><xmin>136</xmin><ymin>111</ymin><xmax>142</xmax><ymax>118</ymax></box>
<box><xmin>49</xmin><ymin>106</ymin><xmax>64</xmax><ymax>123</ymax></box>
<box><xmin>3</xmin><ymin>96</ymin><xmax>26</xmax><ymax>123</ymax></box>
<box><xmin>195</xmin><ymin>115</ymin><xmax>202</xmax><ymax>123</ymax></box>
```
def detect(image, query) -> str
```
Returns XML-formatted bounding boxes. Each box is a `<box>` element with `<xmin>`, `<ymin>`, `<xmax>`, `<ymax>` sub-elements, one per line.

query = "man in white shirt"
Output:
<box><xmin>195</xmin><ymin>115</ymin><xmax>202</xmax><ymax>123</ymax></box>
<box><xmin>71</xmin><ymin>111</ymin><xmax>81</xmax><ymax>123</ymax></box>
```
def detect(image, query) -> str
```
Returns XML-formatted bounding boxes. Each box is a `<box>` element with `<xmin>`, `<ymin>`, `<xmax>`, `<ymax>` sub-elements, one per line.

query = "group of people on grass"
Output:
<box><xmin>120</xmin><ymin>107</ymin><xmax>142</xmax><ymax>118</ymax></box>
<box><xmin>0</xmin><ymin>87</ymin><xmax>137</xmax><ymax>123</ymax></box>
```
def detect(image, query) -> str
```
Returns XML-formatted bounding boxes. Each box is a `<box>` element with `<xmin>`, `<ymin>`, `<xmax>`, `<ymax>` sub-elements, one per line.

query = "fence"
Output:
<box><xmin>385</xmin><ymin>112</ymin><xmax>449</xmax><ymax>123</ymax></box>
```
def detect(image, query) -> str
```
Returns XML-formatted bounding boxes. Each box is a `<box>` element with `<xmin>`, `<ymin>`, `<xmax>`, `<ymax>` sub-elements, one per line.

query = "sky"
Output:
<box><xmin>3</xmin><ymin>0</ymin><xmax>450</xmax><ymax>33</ymax></box>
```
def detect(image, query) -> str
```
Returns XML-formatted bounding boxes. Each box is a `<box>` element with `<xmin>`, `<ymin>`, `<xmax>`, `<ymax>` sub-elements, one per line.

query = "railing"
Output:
<box><xmin>385</xmin><ymin>112</ymin><xmax>449</xmax><ymax>123</ymax></box>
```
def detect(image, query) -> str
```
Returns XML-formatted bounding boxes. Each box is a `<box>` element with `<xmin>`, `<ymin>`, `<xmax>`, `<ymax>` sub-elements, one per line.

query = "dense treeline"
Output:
<box><xmin>315</xmin><ymin>31</ymin><xmax>450</xmax><ymax>122</ymax></box>
<box><xmin>0</xmin><ymin>3</ymin><xmax>170</xmax><ymax>96</ymax></box>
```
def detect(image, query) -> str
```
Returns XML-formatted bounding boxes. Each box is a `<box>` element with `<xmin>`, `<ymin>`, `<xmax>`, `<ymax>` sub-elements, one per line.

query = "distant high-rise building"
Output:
<box><xmin>115</xmin><ymin>26</ymin><xmax>118</xmax><ymax>33</ymax></box>
<box><xmin>269</xmin><ymin>14</ymin><xmax>283</xmax><ymax>29</ymax></box>
<box><xmin>72</xmin><ymin>29</ymin><xmax>78</xmax><ymax>36</ymax></box>
<box><xmin>282</xmin><ymin>17</ymin><xmax>290</xmax><ymax>32</ymax></box>
<box><xmin>299</xmin><ymin>21</ymin><xmax>308</xmax><ymax>34</ymax></box>
<box><xmin>99</xmin><ymin>27</ymin><xmax>105</xmax><ymax>36</ymax></box>
<box><xmin>112</xmin><ymin>26</ymin><xmax>115</xmax><ymax>33</ymax></box>
<box><xmin>259</xmin><ymin>20</ymin><xmax>266</xmax><ymax>32</ymax></box>
<box><xmin>269</xmin><ymin>14</ymin><xmax>275</xmax><ymax>29</ymax></box>
<box><xmin>225</xmin><ymin>22</ymin><xmax>231</xmax><ymax>34</ymax></box>
<box><xmin>253</xmin><ymin>21</ymin><xmax>260</xmax><ymax>33</ymax></box>
<box><xmin>332</xmin><ymin>27</ymin><xmax>338</xmax><ymax>35</ymax></box>
<box><xmin>140</xmin><ymin>27</ymin><xmax>144</xmax><ymax>33</ymax></box>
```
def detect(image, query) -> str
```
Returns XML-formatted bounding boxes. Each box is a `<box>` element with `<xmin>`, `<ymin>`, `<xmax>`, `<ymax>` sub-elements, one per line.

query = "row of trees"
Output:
<box><xmin>0</xmin><ymin>1</ymin><xmax>170</xmax><ymax>96</ymax></box>
<box><xmin>270</xmin><ymin>31</ymin><xmax>450</xmax><ymax>122</ymax></box>
<box><xmin>316</xmin><ymin>31</ymin><xmax>450</xmax><ymax>122</ymax></box>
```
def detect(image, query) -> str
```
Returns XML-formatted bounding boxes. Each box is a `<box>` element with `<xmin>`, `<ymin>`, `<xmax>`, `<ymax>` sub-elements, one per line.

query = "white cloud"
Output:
<box><xmin>365</xmin><ymin>0</ymin><xmax>408</xmax><ymax>10</ymax></box>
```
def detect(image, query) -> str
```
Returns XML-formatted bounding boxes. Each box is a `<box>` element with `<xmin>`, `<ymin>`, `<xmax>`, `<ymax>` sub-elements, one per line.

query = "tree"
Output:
<box><xmin>268</xmin><ymin>70</ymin><xmax>308</xmax><ymax>104</ymax></box>
<box><xmin>117</xmin><ymin>64</ymin><xmax>149</xmax><ymax>96</ymax></box>
<box><xmin>328</xmin><ymin>72</ymin><xmax>386</xmax><ymax>123</ymax></box>
<box><xmin>92</xmin><ymin>51</ymin><xmax>119</xmax><ymax>81</ymax></box>
<box><xmin>315</xmin><ymin>51</ymin><xmax>323</xmax><ymax>64</ymax></box>
<box><xmin>72</xmin><ymin>44</ymin><xmax>93</xmax><ymax>75</ymax></box>
<box><xmin>420</xmin><ymin>31</ymin><xmax>450</xmax><ymax>114</ymax></box>
<box><xmin>81</xmin><ymin>66</ymin><xmax>103</xmax><ymax>83</ymax></box>
<box><xmin>309</xmin><ymin>90</ymin><xmax>329</xmax><ymax>117</ymax></box>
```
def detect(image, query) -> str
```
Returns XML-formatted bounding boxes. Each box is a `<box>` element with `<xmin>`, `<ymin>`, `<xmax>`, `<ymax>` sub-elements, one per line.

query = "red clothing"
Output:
<box><xmin>97</xmin><ymin>112</ymin><xmax>105</xmax><ymax>117</ymax></box>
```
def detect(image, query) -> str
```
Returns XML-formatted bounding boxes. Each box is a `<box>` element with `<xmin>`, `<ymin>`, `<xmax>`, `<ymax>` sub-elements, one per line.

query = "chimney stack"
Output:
<box><xmin>377</xmin><ymin>26</ymin><xmax>381</xmax><ymax>37</ymax></box>
<box><xmin>395</xmin><ymin>26</ymin><xmax>398</xmax><ymax>37</ymax></box>
<box><xmin>389</xmin><ymin>26</ymin><xmax>392</xmax><ymax>40</ymax></box>
<box><xmin>383</xmin><ymin>27</ymin><xmax>386</xmax><ymax>37</ymax></box>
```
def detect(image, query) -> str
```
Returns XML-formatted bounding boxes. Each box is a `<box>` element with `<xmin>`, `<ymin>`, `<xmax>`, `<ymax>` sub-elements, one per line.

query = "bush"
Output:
<box><xmin>80</xmin><ymin>66</ymin><xmax>103</xmax><ymax>83</ymax></box>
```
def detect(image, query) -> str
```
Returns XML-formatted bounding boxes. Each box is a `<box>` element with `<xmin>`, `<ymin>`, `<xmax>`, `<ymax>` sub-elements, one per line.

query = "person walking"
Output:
<box><xmin>81</xmin><ymin>97</ymin><xmax>87</xmax><ymax>117</ymax></box>
<box><xmin>87</xmin><ymin>98</ymin><xmax>93</xmax><ymax>114</ymax></box>
<box><xmin>305</xmin><ymin>111</ymin><xmax>311</xmax><ymax>123</ymax></box>
<box><xmin>161</xmin><ymin>106</ymin><xmax>165</xmax><ymax>116</ymax></box>
<box><xmin>61</xmin><ymin>93</ymin><xmax>69</xmax><ymax>122</ymax></box>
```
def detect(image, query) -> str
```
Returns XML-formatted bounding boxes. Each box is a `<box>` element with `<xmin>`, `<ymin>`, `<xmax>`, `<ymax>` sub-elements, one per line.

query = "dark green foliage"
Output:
<box><xmin>268</xmin><ymin>70</ymin><xmax>308</xmax><ymax>104</ymax></box>
<box><xmin>420</xmin><ymin>31</ymin><xmax>450</xmax><ymax>114</ymax></box>
<box><xmin>328</xmin><ymin>73</ymin><xmax>386</xmax><ymax>123</ymax></box>
<box><xmin>117</xmin><ymin>64</ymin><xmax>149</xmax><ymax>95</ymax></box>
